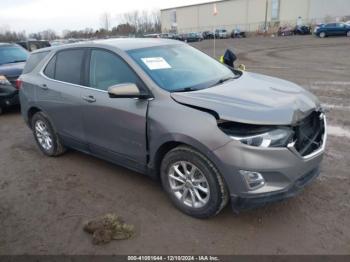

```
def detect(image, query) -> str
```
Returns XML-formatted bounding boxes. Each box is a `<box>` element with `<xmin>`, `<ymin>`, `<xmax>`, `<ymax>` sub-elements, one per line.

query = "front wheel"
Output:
<box><xmin>319</xmin><ymin>32</ymin><xmax>326</xmax><ymax>38</ymax></box>
<box><xmin>347</xmin><ymin>31</ymin><xmax>350</xmax><ymax>37</ymax></box>
<box><xmin>161</xmin><ymin>146</ymin><xmax>229</xmax><ymax>218</ymax></box>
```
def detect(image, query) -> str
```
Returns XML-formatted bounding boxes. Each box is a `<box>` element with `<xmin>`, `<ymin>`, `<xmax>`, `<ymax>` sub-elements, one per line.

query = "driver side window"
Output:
<box><xmin>89</xmin><ymin>49</ymin><xmax>143</xmax><ymax>91</ymax></box>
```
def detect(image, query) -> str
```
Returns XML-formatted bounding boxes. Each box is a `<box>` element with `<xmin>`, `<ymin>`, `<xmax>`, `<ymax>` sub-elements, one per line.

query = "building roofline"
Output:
<box><xmin>160</xmin><ymin>0</ymin><xmax>230</xmax><ymax>11</ymax></box>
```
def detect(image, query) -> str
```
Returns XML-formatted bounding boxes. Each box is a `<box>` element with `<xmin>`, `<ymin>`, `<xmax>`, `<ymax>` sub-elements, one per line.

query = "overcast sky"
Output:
<box><xmin>0</xmin><ymin>0</ymin><xmax>216</xmax><ymax>34</ymax></box>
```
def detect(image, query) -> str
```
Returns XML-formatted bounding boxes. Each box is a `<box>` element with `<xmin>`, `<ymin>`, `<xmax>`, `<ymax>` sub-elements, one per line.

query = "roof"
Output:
<box><xmin>32</xmin><ymin>38</ymin><xmax>183</xmax><ymax>54</ymax></box>
<box><xmin>91</xmin><ymin>38</ymin><xmax>182</xmax><ymax>51</ymax></box>
<box><xmin>161</xmin><ymin>0</ymin><xmax>229</xmax><ymax>11</ymax></box>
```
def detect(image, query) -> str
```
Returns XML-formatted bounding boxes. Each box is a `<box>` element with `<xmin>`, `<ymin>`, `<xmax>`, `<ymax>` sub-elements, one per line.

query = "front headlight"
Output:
<box><xmin>0</xmin><ymin>75</ymin><xmax>11</xmax><ymax>86</ymax></box>
<box><xmin>217</xmin><ymin>120</ymin><xmax>294</xmax><ymax>148</ymax></box>
<box><xmin>230</xmin><ymin>128</ymin><xmax>294</xmax><ymax>148</ymax></box>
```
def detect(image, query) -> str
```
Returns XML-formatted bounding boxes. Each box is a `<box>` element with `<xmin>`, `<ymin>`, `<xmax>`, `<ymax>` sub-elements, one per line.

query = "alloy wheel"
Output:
<box><xmin>168</xmin><ymin>161</ymin><xmax>210</xmax><ymax>208</ymax></box>
<box><xmin>35</xmin><ymin>120</ymin><xmax>53</xmax><ymax>151</ymax></box>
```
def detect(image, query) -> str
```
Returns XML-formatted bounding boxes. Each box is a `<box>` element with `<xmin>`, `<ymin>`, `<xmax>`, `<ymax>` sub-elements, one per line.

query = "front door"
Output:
<box><xmin>80</xmin><ymin>49</ymin><xmax>149</xmax><ymax>171</ymax></box>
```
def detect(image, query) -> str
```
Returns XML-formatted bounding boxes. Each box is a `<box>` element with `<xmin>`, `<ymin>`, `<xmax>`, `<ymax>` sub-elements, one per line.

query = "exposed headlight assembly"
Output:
<box><xmin>231</xmin><ymin>128</ymin><xmax>294</xmax><ymax>148</ymax></box>
<box><xmin>218</xmin><ymin>121</ymin><xmax>294</xmax><ymax>148</ymax></box>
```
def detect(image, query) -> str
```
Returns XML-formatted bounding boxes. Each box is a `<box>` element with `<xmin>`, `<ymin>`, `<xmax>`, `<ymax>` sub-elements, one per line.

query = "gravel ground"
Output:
<box><xmin>0</xmin><ymin>35</ymin><xmax>349</xmax><ymax>255</ymax></box>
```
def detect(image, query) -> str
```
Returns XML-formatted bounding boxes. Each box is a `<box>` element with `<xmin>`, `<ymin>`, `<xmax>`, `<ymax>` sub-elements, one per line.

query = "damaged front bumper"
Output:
<box><xmin>230</xmin><ymin>167</ymin><xmax>320</xmax><ymax>212</ymax></box>
<box><xmin>213</xmin><ymin>114</ymin><xmax>326</xmax><ymax>213</ymax></box>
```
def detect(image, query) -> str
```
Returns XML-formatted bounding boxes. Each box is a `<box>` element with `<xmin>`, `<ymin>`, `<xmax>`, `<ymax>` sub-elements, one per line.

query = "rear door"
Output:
<box><xmin>38</xmin><ymin>48</ymin><xmax>87</xmax><ymax>150</ymax></box>
<box><xmin>335</xmin><ymin>23</ymin><xmax>347</xmax><ymax>35</ymax></box>
<box><xmin>80</xmin><ymin>48</ymin><xmax>149</xmax><ymax>171</ymax></box>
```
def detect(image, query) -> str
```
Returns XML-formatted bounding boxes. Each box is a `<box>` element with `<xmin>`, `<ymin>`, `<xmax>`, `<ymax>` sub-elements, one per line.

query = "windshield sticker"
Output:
<box><xmin>141</xmin><ymin>57</ymin><xmax>171</xmax><ymax>70</ymax></box>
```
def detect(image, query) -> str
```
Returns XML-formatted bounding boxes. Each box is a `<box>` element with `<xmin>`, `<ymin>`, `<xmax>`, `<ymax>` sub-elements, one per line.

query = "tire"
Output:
<box><xmin>319</xmin><ymin>32</ymin><xmax>326</xmax><ymax>38</ymax></box>
<box><xmin>347</xmin><ymin>31</ymin><xmax>350</xmax><ymax>37</ymax></box>
<box><xmin>160</xmin><ymin>146</ymin><xmax>229</xmax><ymax>218</ymax></box>
<box><xmin>31</xmin><ymin>112</ymin><xmax>66</xmax><ymax>157</ymax></box>
<box><xmin>0</xmin><ymin>107</ymin><xmax>2</xmax><ymax>115</ymax></box>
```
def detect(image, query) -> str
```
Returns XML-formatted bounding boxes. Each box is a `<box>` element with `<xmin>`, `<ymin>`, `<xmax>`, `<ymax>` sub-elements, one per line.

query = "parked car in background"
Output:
<box><xmin>230</xmin><ymin>29</ymin><xmax>246</xmax><ymax>38</ymax></box>
<box><xmin>181</xmin><ymin>33</ymin><xmax>202</xmax><ymax>42</ymax></box>
<box><xmin>196</xmin><ymin>32</ymin><xmax>204</xmax><ymax>41</ymax></box>
<box><xmin>20</xmin><ymin>39</ymin><xmax>326</xmax><ymax>218</ymax></box>
<box><xmin>278</xmin><ymin>26</ymin><xmax>295</xmax><ymax>36</ymax></box>
<box><xmin>202</xmin><ymin>31</ymin><xmax>214</xmax><ymax>39</ymax></box>
<box><xmin>0</xmin><ymin>43</ymin><xmax>29</xmax><ymax>114</ymax></box>
<box><xmin>17</xmin><ymin>40</ymin><xmax>51</xmax><ymax>52</ymax></box>
<box><xmin>314</xmin><ymin>22</ymin><xmax>350</xmax><ymax>38</ymax></box>
<box><xmin>215</xmin><ymin>29</ymin><xmax>228</xmax><ymax>39</ymax></box>
<box><xmin>160</xmin><ymin>33</ymin><xmax>180</xmax><ymax>40</ymax></box>
<box><xmin>294</xmin><ymin>25</ymin><xmax>311</xmax><ymax>35</ymax></box>
<box><xmin>143</xmin><ymin>33</ymin><xmax>161</xmax><ymax>38</ymax></box>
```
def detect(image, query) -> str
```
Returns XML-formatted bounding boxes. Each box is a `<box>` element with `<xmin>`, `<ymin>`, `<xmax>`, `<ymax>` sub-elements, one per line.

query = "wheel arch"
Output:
<box><xmin>27</xmin><ymin>106</ymin><xmax>42</xmax><ymax>128</ymax></box>
<box><xmin>148</xmin><ymin>134</ymin><xmax>225</xmax><ymax>181</ymax></box>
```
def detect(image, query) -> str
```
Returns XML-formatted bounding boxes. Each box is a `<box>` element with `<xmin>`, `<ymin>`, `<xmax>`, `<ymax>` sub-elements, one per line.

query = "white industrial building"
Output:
<box><xmin>161</xmin><ymin>0</ymin><xmax>350</xmax><ymax>33</ymax></box>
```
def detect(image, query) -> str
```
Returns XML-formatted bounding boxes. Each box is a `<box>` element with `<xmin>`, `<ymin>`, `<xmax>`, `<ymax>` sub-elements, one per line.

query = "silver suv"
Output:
<box><xmin>19</xmin><ymin>39</ymin><xmax>326</xmax><ymax>218</ymax></box>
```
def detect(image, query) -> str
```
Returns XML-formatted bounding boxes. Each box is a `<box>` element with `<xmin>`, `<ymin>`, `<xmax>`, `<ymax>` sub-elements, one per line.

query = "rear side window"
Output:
<box><xmin>55</xmin><ymin>49</ymin><xmax>84</xmax><ymax>85</ymax></box>
<box><xmin>23</xmin><ymin>51</ymin><xmax>50</xmax><ymax>74</ymax></box>
<box><xmin>44</xmin><ymin>55</ymin><xmax>56</xmax><ymax>78</ymax></box>
<box><xmin>45</xmin><ymin>49</ymin><xmax>85</xmax><ymax>85</ymax></box>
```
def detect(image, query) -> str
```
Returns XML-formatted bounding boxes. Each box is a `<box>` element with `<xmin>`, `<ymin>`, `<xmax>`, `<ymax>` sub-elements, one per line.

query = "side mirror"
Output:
<box><xmin>238</xmin><ymin>64</ymin><xmax>246</xmax><ymax>71</ymax></box>
<box><xmin>108</xmin><ymin>83</ymin><xmax>141</xmax><ymax>98</ymax></box>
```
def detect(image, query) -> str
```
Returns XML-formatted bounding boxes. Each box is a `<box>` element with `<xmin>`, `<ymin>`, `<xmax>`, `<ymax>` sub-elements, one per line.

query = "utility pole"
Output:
<box><xmin>264</xmin><ymin>0</ymin><xmax>268</xmax><ymax>32</ymax></box>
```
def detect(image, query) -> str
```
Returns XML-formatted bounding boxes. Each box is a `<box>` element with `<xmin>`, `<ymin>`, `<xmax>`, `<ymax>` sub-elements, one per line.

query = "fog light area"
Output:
<box><xmin>240</xmin><ymin>170</ymin><xmax>265</xmax><ymax>190</ymax></box>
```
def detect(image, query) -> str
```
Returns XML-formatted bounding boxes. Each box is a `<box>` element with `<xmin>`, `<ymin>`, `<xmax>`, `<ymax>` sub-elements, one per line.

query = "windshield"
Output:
<box><xmin>0</xmin><ymin>45</ymin><xmax>29</xmax><ymax>65</ymax></box>
<box><xmin>128</xmin><ymin>44</ymin><xmax>236</xmax><ymax>92</ymax></box>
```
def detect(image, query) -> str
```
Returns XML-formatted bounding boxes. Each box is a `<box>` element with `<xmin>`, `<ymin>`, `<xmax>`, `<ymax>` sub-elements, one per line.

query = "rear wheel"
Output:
<box><xmin>161</xmin><ymin>146</ymin><xmax>229</xmax><ymax>218</ymax></box>
<box><xmin>31</xmin><ymin>112</ymin><xmax>66</xmax><ymax>157</ymax></box>
<box><xmin>347</xmin><ymin>31</ymin><xmax>350</xmax><ymax>37</ymax></box>
<box><xmin>319</xmin><ymin>32</ymin><xmax>326</xmax><ymax>38</ymax></box>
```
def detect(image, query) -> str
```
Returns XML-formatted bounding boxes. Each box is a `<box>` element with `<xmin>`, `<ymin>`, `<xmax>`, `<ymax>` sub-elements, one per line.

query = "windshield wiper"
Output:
<box><xmin>172</xmin><ymin>87</ymin><xmax>199</xmax><ymax>93</ymax></box>
<box><xmin>6</xmin><ymin>60</ymin><xmax>26</xmax><ymax>64</ymax></box>
<box><xmin>210</xmin><ymin>76</ymin><xmax>235</xmax><ymax>87</ymax></box>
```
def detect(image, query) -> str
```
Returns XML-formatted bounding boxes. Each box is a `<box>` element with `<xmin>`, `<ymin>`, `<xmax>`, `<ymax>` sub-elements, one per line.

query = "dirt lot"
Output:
<box><xmin>1</xmin><ymin>35</ymin><xmax>350</xmax><ymax>255</ymax></box>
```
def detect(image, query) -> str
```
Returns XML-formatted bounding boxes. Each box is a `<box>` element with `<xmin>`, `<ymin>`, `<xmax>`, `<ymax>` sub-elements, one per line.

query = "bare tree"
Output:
<box><xmin>116</xmin><ymin>9</ymin><xmax>161</xmax><ymax>36</ymax></box>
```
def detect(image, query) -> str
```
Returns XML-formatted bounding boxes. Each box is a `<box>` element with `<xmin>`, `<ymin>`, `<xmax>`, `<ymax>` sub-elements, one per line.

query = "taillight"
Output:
<box><xmin>15</xmin><ymin>79</ymin><xmax>23</xmax><ymax>90</ymax></box>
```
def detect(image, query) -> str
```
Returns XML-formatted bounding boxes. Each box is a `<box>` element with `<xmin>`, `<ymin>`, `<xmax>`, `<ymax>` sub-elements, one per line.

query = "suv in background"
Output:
<box><xmin>215</xmin><ymin>29</ymin><xmax>228</xmax><ymax>39</ymax></box>
<box><xmin>0</xmin><ymin>43</ymin><xmax>29</xmax><ymax>114</ymax></box>
<box><xmin>17</xmin><ymin>40</ymin><xmax>51</xmax><ymax>52</ymax></box>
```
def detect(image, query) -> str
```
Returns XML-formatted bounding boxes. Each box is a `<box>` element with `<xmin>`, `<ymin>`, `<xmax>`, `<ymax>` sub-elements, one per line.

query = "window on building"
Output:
<box><xmin>271</xmin><ymin>0</ymin><xmax>280</xmax><ymax>21</ymax></box>
<box><xmin>171</xmin><ymin>10</ymin><xmax>177</xmax><ymax>24</ymax></box>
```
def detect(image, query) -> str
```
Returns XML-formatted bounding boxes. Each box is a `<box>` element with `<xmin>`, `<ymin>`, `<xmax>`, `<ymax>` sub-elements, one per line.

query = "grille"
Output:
<box><xmin>293</xmin><ymin>111</ymin><xmax>325</xmax><ymax>157</ymax></box>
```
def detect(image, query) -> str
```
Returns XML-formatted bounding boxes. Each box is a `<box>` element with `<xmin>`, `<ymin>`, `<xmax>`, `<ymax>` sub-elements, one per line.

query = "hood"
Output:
<box><xmin>171</xmin><ymin>72</ymin><xmax>321</xmax><ymax>125</ymax></box>
<box><xmin>0</xmin><ymin>62</ymin><xmax>25</xmax><ymax>78</ymax></box>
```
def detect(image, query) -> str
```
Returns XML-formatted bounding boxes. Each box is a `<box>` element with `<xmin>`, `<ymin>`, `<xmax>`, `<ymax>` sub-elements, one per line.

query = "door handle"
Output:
<box><xmin>82</xmin><ymin>95</ymin><xmax>96</xmax><ymax>103</ymax></box>
<box><xmin>41</xmin><ymin>84</ymin><xmax>48</xmax><ymax>90</ymax></box>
